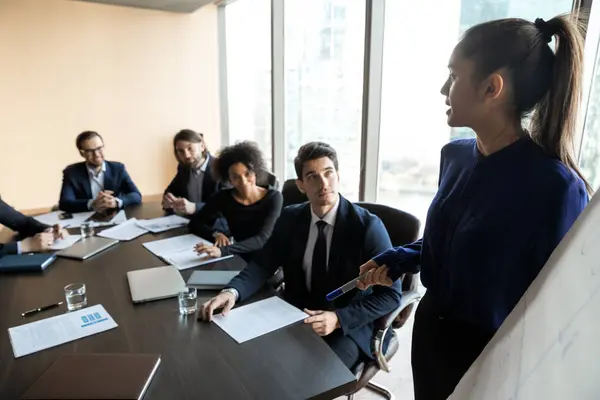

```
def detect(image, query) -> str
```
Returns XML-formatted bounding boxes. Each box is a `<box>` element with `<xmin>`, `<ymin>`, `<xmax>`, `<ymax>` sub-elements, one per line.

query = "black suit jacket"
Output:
<box><xmin>227</xmin><ymin>196</ymin><xmax>402</xmax><ymax>359</ymax></box>
<box><xmin>0</xmin><ymin>198</ymin><xmax>49</xmax><ymax>257</ymax></box>
<box><xmin>59</xmin><ymin>161</ymin><xmax>142</xmax><ymax>212</ymax></box>
<box><xmin>163</xmin><ymin>154</ymin><xmax>221</xmax><ymax>212</ymax></box>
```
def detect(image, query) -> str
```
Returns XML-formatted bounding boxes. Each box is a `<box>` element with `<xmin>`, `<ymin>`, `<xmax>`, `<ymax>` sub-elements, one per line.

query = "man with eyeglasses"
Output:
<box><xmin>58</xmin><ymin>131</ymin><xmax>142</xmax><ymax>213</ymax></box>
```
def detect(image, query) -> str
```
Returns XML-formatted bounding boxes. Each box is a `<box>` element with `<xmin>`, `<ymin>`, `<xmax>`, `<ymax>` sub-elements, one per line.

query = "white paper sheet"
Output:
<box><xmin>143</xmin><ymin>234</ymin><xmax>232</xmax><ymax>270</ymax></box>
<box><xmin>34</xmin><ymin>210</ymin><xmax>127</xmax><ymax>228</ymax></box>
<box><xmin>51</xmin><ymin>235</ymin><xmax>82</xmax><ymax>251</ymax></box>
<box><xmin>449</xmin><ymin>193</ymin><xmax>600</xmax><ymax>400</ymax></box>
<box><xmin>8</xmin><ymin>304</ymin><xmax>118</xmax><ymax>358</ymax></box>
<box><xmin>136</xmin><ymin>215</ymin><xmax>189</xmax><ymax>233</ymax></box>
<box><xmin>213</xmin><ymin>297</ymin><xmax>308</xmax><ymax>343</ymax></box>
<box><xmin>97</xmin><ymin>218</ymin><xmax>148</xmax><ymax>241</ymax></box>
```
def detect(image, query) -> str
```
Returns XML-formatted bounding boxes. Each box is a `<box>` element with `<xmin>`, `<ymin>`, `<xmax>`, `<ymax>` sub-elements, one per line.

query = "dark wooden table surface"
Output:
<box><xmin>0</xmin><ymin>203</ymin><xmax>356</xmax><ymax>400</ymax></box>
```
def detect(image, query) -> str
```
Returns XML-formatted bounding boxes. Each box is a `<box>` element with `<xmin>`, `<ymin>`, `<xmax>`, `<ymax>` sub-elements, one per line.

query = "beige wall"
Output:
<box><xmin>0</xmin><ymin>0</ymin><xmax>221</xmax><ymax>211</ymax></box>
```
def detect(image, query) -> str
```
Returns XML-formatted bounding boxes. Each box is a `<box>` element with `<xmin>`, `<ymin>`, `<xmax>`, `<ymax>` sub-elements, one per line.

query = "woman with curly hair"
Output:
<box><xmin>189</xmin><ymin>141</ymin><xmax>283</xmax><ymax>259</ymax></box>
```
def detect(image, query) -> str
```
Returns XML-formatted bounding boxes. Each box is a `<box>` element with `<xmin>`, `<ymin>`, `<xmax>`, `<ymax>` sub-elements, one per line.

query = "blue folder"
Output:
<box><xmin>0</xmin><ymin>253</ymin><xmax>57</xmax><ymax>272</ymax></box>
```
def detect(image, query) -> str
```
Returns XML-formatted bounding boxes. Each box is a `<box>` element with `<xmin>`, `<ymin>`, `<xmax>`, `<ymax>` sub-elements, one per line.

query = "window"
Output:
<box><xmin>284</xmin><ymin>0</ymin><xmax>366</xmax><ymax>200</ymax></box>
<box><xmin>580</xmin><ymin>39</ymin><xmax>600</xmax><ymax>192</ymax></box>
<box><xmin>377</xmin><ymin>0</ymin><xmax>575</xmax><ymax>224</ymax></box>
<box><xmin>225</xmin><ymin>0</ymin><xmax>272</xmax><ymax>168</ymax></box>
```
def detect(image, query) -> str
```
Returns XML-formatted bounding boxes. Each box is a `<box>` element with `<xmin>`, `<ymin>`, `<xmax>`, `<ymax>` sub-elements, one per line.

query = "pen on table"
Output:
<box><xmin>326</xmin><ymin>272</ymin><xmax>370</xmax><ymax>301</ymax></box>
<box><xmin>21</xmin><ymin>301</ymin><xmax>64</xmax><ymax>317</ymax></box>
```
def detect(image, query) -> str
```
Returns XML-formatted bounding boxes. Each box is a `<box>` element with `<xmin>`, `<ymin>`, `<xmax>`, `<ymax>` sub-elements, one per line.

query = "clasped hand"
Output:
<box><xmin>162</xmin><ymin>192</ymin><xmax>196</xmax><ymax>216</ymax></box>
<box><xmin>92</xmin><ymin>190</ymin><xmax>117</xmax><ymax>211</ymax></box>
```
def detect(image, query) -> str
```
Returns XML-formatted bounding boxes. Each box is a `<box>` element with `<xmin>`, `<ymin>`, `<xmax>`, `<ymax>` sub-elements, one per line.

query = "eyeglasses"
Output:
<box><xmin>80</xmin><ymin>145</ymin><xmax>104</xmax><ymax>155</ymax></box>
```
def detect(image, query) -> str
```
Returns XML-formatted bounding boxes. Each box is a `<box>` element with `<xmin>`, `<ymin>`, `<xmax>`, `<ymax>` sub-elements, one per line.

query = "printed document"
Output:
<box><xmin>97</xmin><ymin>218</ymin><xmax>148</xmax><ymax>241</ymax></box>
<box><xmin>8</xmin><ymin>304</ymin><xmax>118</xmax><ymax>358</ymax></box>
<box><xmin>136</xmin><ymin>215</ymin><xmax>189</xmax><ymax>233</ymax></box>
<box><xmin>34</xmin><ymin>210</ymin><xmax>127</xmax><ymax>228</ymax></box>
<box><xmin>143</xmin><ymin>234</ymin><xmax>232</xmax><ymax>270</ymax></box>
<box><xmin>213</xmin><ymin>297</ymin><xmax>308</xmax><ymax>343</ymax></box>
<box><xmin>51</xmin><ymin>235</ymin><xmax>82</xmax><ymax>251</ymax></box>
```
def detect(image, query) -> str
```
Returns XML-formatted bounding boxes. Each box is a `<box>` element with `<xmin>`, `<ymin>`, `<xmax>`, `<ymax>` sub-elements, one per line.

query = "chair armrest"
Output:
<box><xmin>372</xmin><ymin>290</ymin><xmax>422</xmax><ymax>372</ymax></box>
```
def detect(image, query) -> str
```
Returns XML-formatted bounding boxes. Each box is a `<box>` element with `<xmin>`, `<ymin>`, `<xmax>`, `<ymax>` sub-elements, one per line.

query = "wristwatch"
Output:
<box><xmin>212</xmin><ymin>231</ymin><xmax>222</xmax><ymax>238</ymax></box>
<box><xmin>221</xmin><ymin>288</ymin><xmax>239</xmax><ymax>302</ymax></box>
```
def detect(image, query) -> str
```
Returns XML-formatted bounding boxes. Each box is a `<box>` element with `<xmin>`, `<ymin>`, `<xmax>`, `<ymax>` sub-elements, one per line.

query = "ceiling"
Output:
<box><xmin>74</xmin><ymin>0</ymin><xmax>215</xmax><ymax>13</ymax></box>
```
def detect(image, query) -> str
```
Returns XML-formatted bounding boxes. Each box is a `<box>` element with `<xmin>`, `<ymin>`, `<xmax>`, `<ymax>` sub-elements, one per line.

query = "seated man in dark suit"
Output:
<box><xmin>59</xmin><ymin>131</ymin><xmax>142</xmax><ymax>213</ymax></box>
<box><xmin>162</xmin><ymin>129</ymin><xmax>221</xmax><ymax>216</ymax></box>
<box><xmin>200</xmin><ymin>142</ymin><xmax>402</xmax><ymax>369</ymax></box>
<box><xmin>0</xmin><ymin>197</ymin><xmax>68</xmax><ymax>257</ymax></box>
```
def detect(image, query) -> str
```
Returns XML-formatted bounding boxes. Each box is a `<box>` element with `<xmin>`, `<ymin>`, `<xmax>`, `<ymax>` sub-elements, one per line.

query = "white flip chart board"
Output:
<box><xmin>449</xmin><ymin>193</ymin><xmax>600</xmax><ymax>400</ymax></box>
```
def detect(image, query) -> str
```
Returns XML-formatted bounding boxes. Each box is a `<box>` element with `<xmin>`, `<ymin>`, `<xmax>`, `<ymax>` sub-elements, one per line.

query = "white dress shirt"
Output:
<box><xmin>86</xmin><ymin>162</ymin><xmax>122</xmax><ymax>210</ymax></box>
<box><xmin>302</xmin><ymin>194</ymin><xmax>340</xmax><ymax>291</ymax></box>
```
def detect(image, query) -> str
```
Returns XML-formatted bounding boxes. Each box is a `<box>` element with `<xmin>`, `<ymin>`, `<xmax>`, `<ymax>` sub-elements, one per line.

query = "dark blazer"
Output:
<box><xmin>59</xmin><ymin>161</ymin><xmax>142</xmax><ymax>212</ymax></box>
<box><xmin>0</xmin><ymin>198</ymin><xmax>49</xmax><ymax>257</ymax></box>
<box><xmin>163</xmin><ymin>154</ymin><xmax>221</xmax><ymax>212</ymax></box>
<box><xmin>227</xmin><ymin>195</ymin><xmax>402</xmax><ymax>359</ymax></box>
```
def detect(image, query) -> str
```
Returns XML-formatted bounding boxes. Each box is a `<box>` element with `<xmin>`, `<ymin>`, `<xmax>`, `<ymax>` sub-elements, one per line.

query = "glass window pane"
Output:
<box><xmin>378</xmin><ymin>0</ymin><xmax>574</xmax><ymax>224</ymax></box>
<box><xmin>225</xmin><ymin>0</ymin><xmax>272</xmax><ymax>168</ymax></box>
<box><xmin>284</xmin><ymin>0</ymin><xmax>365</xmax><ymax>200</ymax></box>
<box><xmin>580</xmin><ymin>31</ymin><xmax>600</xmax><ymax>192</ymax></box>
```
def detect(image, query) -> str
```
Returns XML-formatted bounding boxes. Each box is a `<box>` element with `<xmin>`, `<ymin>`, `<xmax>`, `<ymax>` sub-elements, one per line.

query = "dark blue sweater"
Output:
<box><xmin>374</xmin><ymin>137</ymin><xmax>588</xmax><ymax>333</ymax></box>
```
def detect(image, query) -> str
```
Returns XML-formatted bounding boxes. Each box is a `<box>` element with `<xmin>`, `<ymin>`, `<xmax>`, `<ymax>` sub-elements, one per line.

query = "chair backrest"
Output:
<box><xmin>355</xmin><ymin>202</ymin><xmax>421</xmax><ymax>329</ymax></box>
<box><xmin>259</xmin><ymin>172</ymin><xmax>280</xmax><ymax>191</ymax></box>
<box><xmin>282</xmin><ymin>179</ymin><xmax>308</xmax><ymax>207</ymax></box>
<box><xmin>355</xmin><ymin>202</ymin><xmax>420</xmax><ymax>248</ymax></box>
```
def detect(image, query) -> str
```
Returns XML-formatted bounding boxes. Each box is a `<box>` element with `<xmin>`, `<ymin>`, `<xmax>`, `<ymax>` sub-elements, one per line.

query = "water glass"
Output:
<box><xmin>178</xmin><ymin>288</ymin><xmax>198</xmax><ymax>315</ymax></box>
<box><xmin>64</xmin><ymin>283</ymin><xmax>87</xmax><ymax>311</ymax></box>
<box><xmin>80</xmin><ymin>221</ymin><xmax>94</xmax><ymax>238</ymax></box>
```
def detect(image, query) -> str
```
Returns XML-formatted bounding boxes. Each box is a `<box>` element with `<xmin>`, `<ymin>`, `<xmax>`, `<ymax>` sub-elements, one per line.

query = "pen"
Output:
<box><xmin>21</xmin><ymin>301</ymin><xmax>64</xmax><ymax>317</ymax></box>
<box><xmin>326</xmin><ymin>272</ymin><xmax>370</xmax><ymax>301</ymax></box>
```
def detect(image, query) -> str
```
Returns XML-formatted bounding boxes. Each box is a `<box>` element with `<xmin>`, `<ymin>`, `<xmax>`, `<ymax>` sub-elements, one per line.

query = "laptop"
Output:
<box><xmin>56</xmin><ymin>236</ymin><xmax>118</xmax><ymax>260</ymax></box>
<box><xmin>127</xmin><ymin>265</ymin><xmax>186</xmax><ymax>303</ymax></box>
<box><xmin>186</xmin><ymin>270</ymin><xmax>239</xmax><ymax>290</ymax></box>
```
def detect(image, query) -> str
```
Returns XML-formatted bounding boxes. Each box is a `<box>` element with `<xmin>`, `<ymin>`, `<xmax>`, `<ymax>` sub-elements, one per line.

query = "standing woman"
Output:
<box><xmin>189</xmin><ymin>141</ymin><xmax>283</xmax><ymax>260</ymax></box>
<box><xmin>358</xmin><ymin>15</ymin><xmax>591</xmax><ymax>400</ymax></box>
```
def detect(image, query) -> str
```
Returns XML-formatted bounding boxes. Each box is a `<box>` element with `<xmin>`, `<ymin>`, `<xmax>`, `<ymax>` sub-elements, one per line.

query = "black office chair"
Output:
<box><xmin>346</xmin><ymin>203</ymin><xmax>421</xmax><ymax>400</ymax></box>
<box><xmin>260</xmin><ymin>172</ymin><xmax>280</xmax><ymax>191</ymax></box>
<box><xmin>281</xmin><ymin>179</ymin><xmax>307</xmax><ymax>207</ymax></box>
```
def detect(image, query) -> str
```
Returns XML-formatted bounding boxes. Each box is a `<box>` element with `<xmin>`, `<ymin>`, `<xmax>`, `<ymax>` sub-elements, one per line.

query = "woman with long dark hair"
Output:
<box><xmin>358</xmin><ymin>15</ymin><xmax>590</xmax><ymax>400</ymax></box>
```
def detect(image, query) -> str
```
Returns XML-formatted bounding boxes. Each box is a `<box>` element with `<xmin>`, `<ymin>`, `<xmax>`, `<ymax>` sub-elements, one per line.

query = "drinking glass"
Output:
<box><xmin>64</xmin><ymin>283</ymin><xmax>87</xmax><ymax>311</ymax></box>
<box><xmin>80</xmin><ymin>221</ymin><xmax>94</xmax><ymax>238</ymax></box>
<box><xmin>178</xmin><ymin>288</ymin><xmax>197</xmax><ymax>315</ymax></box>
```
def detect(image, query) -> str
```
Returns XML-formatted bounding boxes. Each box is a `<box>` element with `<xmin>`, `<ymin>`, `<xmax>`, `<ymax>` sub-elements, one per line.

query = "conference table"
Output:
<box><xmin>0</xmin><ymin>203</ymin><xmax>356</xmax><ymax>399</ymax></box>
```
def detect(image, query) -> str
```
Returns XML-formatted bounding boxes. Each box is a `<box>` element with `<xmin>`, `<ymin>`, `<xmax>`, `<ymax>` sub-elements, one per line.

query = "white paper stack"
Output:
<box><xmin>213</xmin><ymin>297</ymin><xmax>308</xmax><ymax>343</ymax></box>
<box><xmin>143</xmin><ymin>234</ymin><xmax>233</xmax><ymax>270</ymax></box>
<box><xmin>136</xmin><ymin>215</ymin><xmax>189</xmax><ymax>233</ymax></box>
<box><xmin>97</xmin><ymin>218</ymin><xmax>148</xmax><ymax>241</ymax></box>
<box><xmin>34</xmin><ymin>210</ymin><xmax>127</xmax><ymax>228</ymax></box>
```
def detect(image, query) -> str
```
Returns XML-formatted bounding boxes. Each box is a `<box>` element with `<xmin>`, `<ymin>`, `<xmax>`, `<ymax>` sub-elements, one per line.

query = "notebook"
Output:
<box><xmin>127</xmin><ymin>265</ymin><xmax>186</xmax><ymax>303</ymax></box>
<box><xmin>57</xmin><ymin>236</ymin><xmax>118</xmax><ymax>260</ymax></box>
<box><xmin>21</xmin><ymin>353</ymin><xmax>161</xmax><ymax>400</ymax></box>
<box><xmin>186</xmin><ymin>270</ymin><xmax>239</xmax><ymax>290</ymax></box>
<box><xmin>0</xmin><ymin>253</ymin><xmax>57</xmax><ymax>272</ymax></box>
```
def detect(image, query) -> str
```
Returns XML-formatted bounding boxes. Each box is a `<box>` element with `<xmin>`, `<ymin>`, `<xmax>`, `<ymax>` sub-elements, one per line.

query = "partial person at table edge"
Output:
<box><xmin>189</xmin><ymin>141</ymin><xmax>282</xmax><ymax>260</ymax></box>
<box><xmin>162</xmin><ymin>129</ymin><xmax>221</xmax><ymax>217</ymax></box>
<box><xmin>58</xmin><ymin>131</ymin><xmax>142</xmax><ymax>213</ymax></box>
<box><xmin>357</xmin><ymin>14</ymin><xmax>590</xmax><ymax>400</ymax></box>
<box><xmin>0</xmin><ymin>196</ymin><xmax>68</xmax><ymax>257</ymax></box>
<box><xmin>199</xmin><ymin>142</ymin><xmax>402</xmax><ymax>370</ymax></box>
